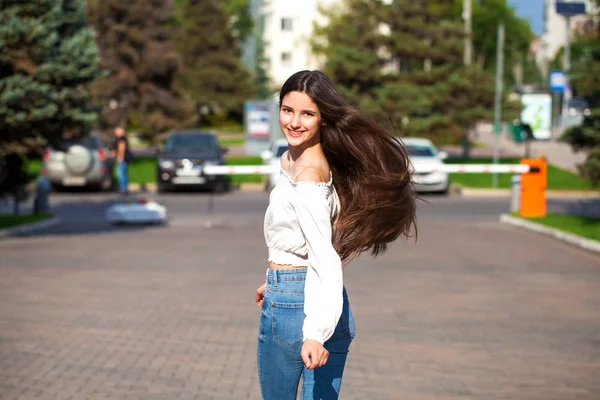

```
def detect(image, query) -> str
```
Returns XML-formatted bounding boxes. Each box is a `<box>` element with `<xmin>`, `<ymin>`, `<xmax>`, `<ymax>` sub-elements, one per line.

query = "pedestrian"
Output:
<box><xmin>111</xmin><ymin>126</ymin><xmax>131</xmax><ymax>196</ymax></box>
<box><xmin>255</xmin><ymin>70</ymin><xmax>417</xmax><ymax>399</ymax></box>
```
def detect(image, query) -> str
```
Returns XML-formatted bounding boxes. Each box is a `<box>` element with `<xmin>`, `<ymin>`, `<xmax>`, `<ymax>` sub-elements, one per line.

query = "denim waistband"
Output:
<box><xmin>265</xmin><ymin>268</ymin><xmax>308</xmax><ymax>285</ymax></box>
<box><xmin>265</xmin><ymin>268</ymin><xmax>348</xmax><ymax>298</ymax></box>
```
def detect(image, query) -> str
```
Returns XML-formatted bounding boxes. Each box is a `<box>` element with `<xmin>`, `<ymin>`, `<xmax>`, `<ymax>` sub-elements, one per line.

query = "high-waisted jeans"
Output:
<box><xmin>257</xmin><ymin>268</ymin><xmax>355</xmax><ymax>400</ymax></box>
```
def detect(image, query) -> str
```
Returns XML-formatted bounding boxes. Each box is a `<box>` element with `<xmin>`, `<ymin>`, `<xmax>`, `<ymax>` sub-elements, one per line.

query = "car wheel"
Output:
<box><xmin>212</xmin><ymin>179</ymin><xmax>229</xmax><ymax>194</ymax></box>
<box><xmin>437</xmin><ymin>183</ymin><xmax>450</xmax><ymax>196</ymax></box>
<box><xmin>157</xmin><ymin>182</ymin><xmax>169</xmax><ymax>193</ymax></box>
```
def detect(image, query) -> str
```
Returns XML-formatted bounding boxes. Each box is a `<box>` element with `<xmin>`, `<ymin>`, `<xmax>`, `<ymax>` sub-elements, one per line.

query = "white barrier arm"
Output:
<box><xmin>204</xmin><ymin>164</ymin><xmax>535</xmax><ymax>175</ymax></box>
<box><xmin>203</xmin><ymin>165</ymin><xmax>279</xmax><ymax>175</ymax></box>
<box><xmin>430</xmin><ymin>164</ymin><xmax>532</xmax><ymax>174</ymax></box>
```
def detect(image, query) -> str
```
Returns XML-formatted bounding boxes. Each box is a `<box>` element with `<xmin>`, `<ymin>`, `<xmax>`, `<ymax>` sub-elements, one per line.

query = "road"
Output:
<box><xmin>1</xmin><ymin>192</ymin><xmax>599</xmax><ymax>400</ymax></box>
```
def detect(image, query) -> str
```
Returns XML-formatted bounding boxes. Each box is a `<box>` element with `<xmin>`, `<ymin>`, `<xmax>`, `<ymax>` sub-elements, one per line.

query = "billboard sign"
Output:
<box><xmin>521</xmin><ymin>94</ymin><xmax>552</xmax><ymax>140</ymax></box>
<box><xmin>244</xmin><ymin>101</ymin><xmax>270</xmax><ymax>138</ymax></box>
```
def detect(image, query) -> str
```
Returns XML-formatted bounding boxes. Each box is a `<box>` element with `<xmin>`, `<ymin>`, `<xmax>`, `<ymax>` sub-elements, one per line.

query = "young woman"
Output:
<box><xmin>255</xmin><ymin>70</ymin><xmax>417</xmax><ymax>399</ymax></box>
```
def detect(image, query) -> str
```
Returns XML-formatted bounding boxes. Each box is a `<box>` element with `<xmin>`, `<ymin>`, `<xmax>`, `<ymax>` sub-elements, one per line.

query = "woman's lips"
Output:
<box><xmin>287</xmin><ymin>129</ymin><xmax>303</xmax><ymax>137</ymax></box>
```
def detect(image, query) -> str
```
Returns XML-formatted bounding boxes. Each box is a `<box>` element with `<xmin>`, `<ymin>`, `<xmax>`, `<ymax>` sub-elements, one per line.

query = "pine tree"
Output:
<box><xmin>314</xmin><ymin>0</ymin><xmax>519</xmax><ymax>143</ymax></box>
<box><xmin>176</xmin><ymin>0</ymin><xmax>255</xmax><ymax>125</ymax></box>
<box><xmin>0</xmin><ymin>0</ymin><xmax>102</xmax><ymax>155</ymax></box>
<box><xmin>86</xmin><ymin>0</ymin><xmax>197</xmax><ymax>143</ymax></box>
<box><xmin>560</xmin><ymin>1</ymin><xmax>600</xmax><ymax>186</ymax></box>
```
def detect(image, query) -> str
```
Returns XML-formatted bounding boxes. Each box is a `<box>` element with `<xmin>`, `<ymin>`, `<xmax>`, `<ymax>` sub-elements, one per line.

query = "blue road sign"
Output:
<box><xmin>556</xmin><ymin>1</ymin><xmax>587</xmax><ymax>16</ymax></box>
<box><xmin>550</xmin><ymin>70</ymin><xmax>566</xmax><ymax>93</ymax></box>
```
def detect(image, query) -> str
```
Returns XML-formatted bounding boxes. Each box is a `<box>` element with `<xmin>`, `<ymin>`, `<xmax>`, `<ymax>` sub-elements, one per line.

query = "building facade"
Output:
<box><xmin>258</xmin><ymin>0</ymin><xmax>338</xmax><ymax>87</ymax></box>
<box><xmin>536</xmin><ymin>0</ymin><xmax>597</xmax><ymax>79</ymax></box>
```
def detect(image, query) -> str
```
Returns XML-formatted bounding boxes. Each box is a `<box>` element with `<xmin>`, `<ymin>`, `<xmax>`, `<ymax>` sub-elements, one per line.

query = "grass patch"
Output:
<box><xmin>199</xmin><ymin>125</ymin><xmax>244</xmax><ymax>135</ymax></box>
<box><xmin>128</xmin><ymin>156</ymin><xmax>264</xmax><ymax>185</ymax></box>
<box><xmin>129</xmin><ymin>156</ymin><xmax>156</xmax><ymax>184</ymax></box>
<box><xmin>225</xmin><ymin>156</ymin><xmax>264</xmax><ymax>185</ymax></box>
<box><xmin>516</xmin><ymin>213</ymin><xmax>600</xmax><ymax>242</ymax></box>
<box><xmin>220</xmin><ymin>137</ymin><xmax>246</xmax><ymax>147</ymax></box>
<box><xmin>0</xmin><ymin>213</ymin><xmax>53</xmax><ymax>230</ymax></box>
<box><xmin>27</xmin><ymin>159</ymin><xmax>42</xmax><ymax>177</ymax></box>
<box><xmin>447</xmin><ymin>158</ymin><xmax>598</xmax><ymax>191</ymax></box>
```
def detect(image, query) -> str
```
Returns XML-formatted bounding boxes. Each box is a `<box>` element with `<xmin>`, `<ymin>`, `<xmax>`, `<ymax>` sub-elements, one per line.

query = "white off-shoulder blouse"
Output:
<box><xmin>263</xmin><ymin>167</ymin><xmax>343</xmax><ymax>345</ymax></box>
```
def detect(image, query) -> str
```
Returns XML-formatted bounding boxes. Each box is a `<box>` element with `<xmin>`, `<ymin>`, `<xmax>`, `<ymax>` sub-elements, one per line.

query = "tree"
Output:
<box><xmin>175</xmin><ymin>0</ymin><xmax>255</xmax><ymax>126</ymax></box>
<box><xmin>314</xmin><ymin>0</ymin><xmax>520</xmax><ymax>144</ymax></box>
<box><xmin>0</xmin><ymin>0</ymin><xmax>101</xmax><ymax>212</ymax></box>
<box><xmin>449</xmin><ymin>0</ymin><xmax>536</xmax><ymax>85</ymax></box>
<box><xmin>86</xmin><ymin>0</ymin><xmax>197</xmax><ymax>143</ymax></box>
<box><xmin>560</xmin><ymin>2</ymin><xmax>600</xmax><ymax>186</ymax></box>
<box><xmin>0</xmin><ymin>0</ymin><xmax>101</xmax><ymax>155</ymax></box>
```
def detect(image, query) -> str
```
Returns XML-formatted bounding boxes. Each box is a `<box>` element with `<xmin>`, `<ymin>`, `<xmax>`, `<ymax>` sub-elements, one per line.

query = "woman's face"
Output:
<box><xmin>279</xmin><ymin>91</ymin><xmax>323</xmax><ymax>149</ymax></box>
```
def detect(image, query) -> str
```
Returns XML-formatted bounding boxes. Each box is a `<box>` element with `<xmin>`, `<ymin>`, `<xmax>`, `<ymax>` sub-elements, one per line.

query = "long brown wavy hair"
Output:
<box><xmin>280</xmin><ymin>70</ymin><xmax>417</xmax><ymax>262</ymax></box>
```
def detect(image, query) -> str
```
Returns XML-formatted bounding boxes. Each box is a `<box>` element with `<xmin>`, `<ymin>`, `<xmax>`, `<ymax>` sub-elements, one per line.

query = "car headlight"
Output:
<box><xmin>429</xmin><ymin>171</ymin><xmax>447</xmax><ymax>180</ymax></box>
<box><xmin>159</xmin><ymin>159</ymin><xmax>175</xmax><ymax>169</ymax></box>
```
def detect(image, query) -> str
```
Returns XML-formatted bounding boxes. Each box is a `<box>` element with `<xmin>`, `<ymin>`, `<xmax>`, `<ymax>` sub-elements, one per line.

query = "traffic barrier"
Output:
<box><xmin>204</xmin><ymin>164</ymin><xmax>540</xmax><ymax>175</ymax></box>
<box><xmin>204</xmin><ymin>159</ymin><xmax>548</xmax><ymax>217</ymax></box>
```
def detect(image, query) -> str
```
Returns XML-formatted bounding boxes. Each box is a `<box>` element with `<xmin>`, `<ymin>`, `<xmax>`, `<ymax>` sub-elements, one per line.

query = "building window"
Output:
<box><xmin>281</xmin><ymin>18</ymin><xmax>293</xmax><ymax>32</ymax></box>
<box><xmin>281</xmin><ymin>52</ymin><xmax>292</xmax><ymax>67</ymax></box>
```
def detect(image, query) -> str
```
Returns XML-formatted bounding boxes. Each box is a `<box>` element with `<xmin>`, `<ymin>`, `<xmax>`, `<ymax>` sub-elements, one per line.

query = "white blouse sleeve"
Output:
<box><xmin>291</xmin><ymin>184</ymin><xmax>343</xmax><ymax>345</ymax></box>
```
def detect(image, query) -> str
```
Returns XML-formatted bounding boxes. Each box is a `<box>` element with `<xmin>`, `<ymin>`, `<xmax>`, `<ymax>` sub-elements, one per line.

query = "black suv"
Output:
<box><xmin>156</xmin><ymin>131</ymin><xmax>229</xmax><ymax>193</ymax></box>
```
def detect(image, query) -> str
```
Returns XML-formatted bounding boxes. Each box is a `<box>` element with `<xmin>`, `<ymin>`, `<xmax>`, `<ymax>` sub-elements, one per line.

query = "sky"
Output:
<box><xmin>510</xmin><ymin>0</ymin><xmax>544</xmax><ymax>35</ymax></box>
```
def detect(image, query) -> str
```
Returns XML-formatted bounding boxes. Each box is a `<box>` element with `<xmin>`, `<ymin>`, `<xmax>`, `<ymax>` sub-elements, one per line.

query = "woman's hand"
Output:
<box><xmin>301</xmin><ymin>339</ymin><xmax>329</xmax><ymax>370</ymax></box>
<box><xmin>255</xmin><ymin>283</ymin><xmax>266</xmax><ymax>307</ymax></box>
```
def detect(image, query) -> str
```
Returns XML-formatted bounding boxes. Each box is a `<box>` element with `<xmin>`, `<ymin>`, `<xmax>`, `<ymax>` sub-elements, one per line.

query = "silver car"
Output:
<box><xmin>261</xmin><ymin>139</ymin><xmax>288</xmax><ymax>192</ymax></box>
<box><xmin>42</xmin><ymin>135</ymin><xmax>115</xmax><ymax>191</ymax></box>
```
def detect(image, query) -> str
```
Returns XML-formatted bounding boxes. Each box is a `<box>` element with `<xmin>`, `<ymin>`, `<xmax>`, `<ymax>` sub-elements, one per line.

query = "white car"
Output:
<box><xmin>260</xmin><ymin>139</ymin><xmax>288</xmax><ymax>192</ymax></box>
<box><xmin>399</xmin><ymin>137</ymin><xmax>450</xmax><ymax>194</ymax></box>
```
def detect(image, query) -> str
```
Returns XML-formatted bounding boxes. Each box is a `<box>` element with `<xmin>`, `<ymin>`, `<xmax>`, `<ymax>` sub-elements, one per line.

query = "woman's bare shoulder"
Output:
<box><xmin>294</xmin><ymin>165</ymin><xmax>330</xmax><ymax>184</ymax></box>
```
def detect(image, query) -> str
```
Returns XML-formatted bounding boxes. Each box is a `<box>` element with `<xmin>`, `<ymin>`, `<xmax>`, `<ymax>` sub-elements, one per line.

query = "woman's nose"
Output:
<box><xmin>290</xmin><ymin>114</ymin><xmax>301</xmax><ymax>127</ymax></box>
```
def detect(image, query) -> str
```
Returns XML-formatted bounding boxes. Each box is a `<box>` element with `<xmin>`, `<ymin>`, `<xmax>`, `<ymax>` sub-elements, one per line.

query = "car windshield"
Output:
<box><xmin>407</xmin><ymin>144</ymin><xmax>436</xmax><ymax>157</ymax></box>
<box><xmin>275</xmin><ymin>145</ymin><xmax>288</xmax><ymax>158</ymax></box>
<box><xmin>165</xmin><ymin>134</ymin><xmax>218</xmax><ymax>152</ymax></box>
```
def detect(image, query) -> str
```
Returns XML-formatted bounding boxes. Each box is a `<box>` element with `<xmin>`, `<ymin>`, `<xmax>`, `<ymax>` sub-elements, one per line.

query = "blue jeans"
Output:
<box><xmin>116</xmin><ymin>162</ymin><xmax>128</xmax><ymax>193</ymax></box>
<box><xmin>257</xmin><ymin>268</ymin><xmax>355</xmax><ymax>400</ymax></box>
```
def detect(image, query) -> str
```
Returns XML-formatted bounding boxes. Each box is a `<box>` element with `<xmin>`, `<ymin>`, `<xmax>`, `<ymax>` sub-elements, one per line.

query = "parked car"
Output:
<box><xmin>568</xmin><ymin>97</ymin><xmax>591</xmax><ymax>117</ymax></box>
<box><xmin>42</xmin><ymin>134</ymin><xmax>115</xmax><ymax>191</ymax></box>
<box><xmin>156</xmin><ymin>131</ymin><xmax>230</xmax><ymax>193</ymax></box>
<box><xmin>399</xmin><ymin>137</ymin><xmax>450</xmax><ymax>194</ymax></box>
<box><xmin>260</xmin><ymin>138</ymin><xmax>288</xmax><ymax>192</ymax></box>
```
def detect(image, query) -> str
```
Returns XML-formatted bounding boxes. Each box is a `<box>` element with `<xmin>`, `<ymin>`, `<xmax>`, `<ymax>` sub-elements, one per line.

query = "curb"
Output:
<box><xmin>0</xmin><ymin>217</ymin><xmax>61</xmax><ymax>238</ymax></box>
<box><xmin>499</xmin><ymin>214</ymin><xmax>600</xmax><ymax>254</ymax></box>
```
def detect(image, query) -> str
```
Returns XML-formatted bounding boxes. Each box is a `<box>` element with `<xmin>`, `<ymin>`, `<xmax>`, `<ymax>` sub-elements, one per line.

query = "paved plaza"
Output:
<box><xmin>0</xmin><ymin>193</ymin><xmax>599</xmax><ymax>400</ymax></box>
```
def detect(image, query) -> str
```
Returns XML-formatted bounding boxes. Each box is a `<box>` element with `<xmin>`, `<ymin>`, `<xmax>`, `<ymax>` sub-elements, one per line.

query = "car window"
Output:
<box><xmin>60</xmin><ymin>136</ymin><xmax>101</xmax><ymax>150</ymax></box>
<box><xmin>165</xmin><ymin>134</ymin><xmax>218</xmax><ymax>152</ymax></box>
<box><xmin>407</xmin><ymin>144</ymin><xmax>435</xmax><ymax>157</ymax></box>
<box><xmin>275</xmin><ymin>144</ymin><xmax>288</xmax><ymax>158</ymax></box>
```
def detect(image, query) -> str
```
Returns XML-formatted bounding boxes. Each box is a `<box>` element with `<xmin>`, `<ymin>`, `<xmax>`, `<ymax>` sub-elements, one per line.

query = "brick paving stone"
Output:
<box><xmin>0</xmin><ymin>200</ymin><xmax>599</xmax><ymax>400</ymax></box>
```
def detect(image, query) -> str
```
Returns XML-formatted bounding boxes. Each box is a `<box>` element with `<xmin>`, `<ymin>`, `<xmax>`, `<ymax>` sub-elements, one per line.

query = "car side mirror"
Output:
<box><xmin>220</xmin><ymin>147</ymin><xmax>230</xmax><ymax>155</ymax></box>
<box><xmin>437</xmin><ymin>151</ymin><xmax>448</xmax><ymax>160</ymax></box>
<box><xmin>260</xmin><ymin>150</ymin><xmax>273</xmax><ymax>161</ymax></box>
